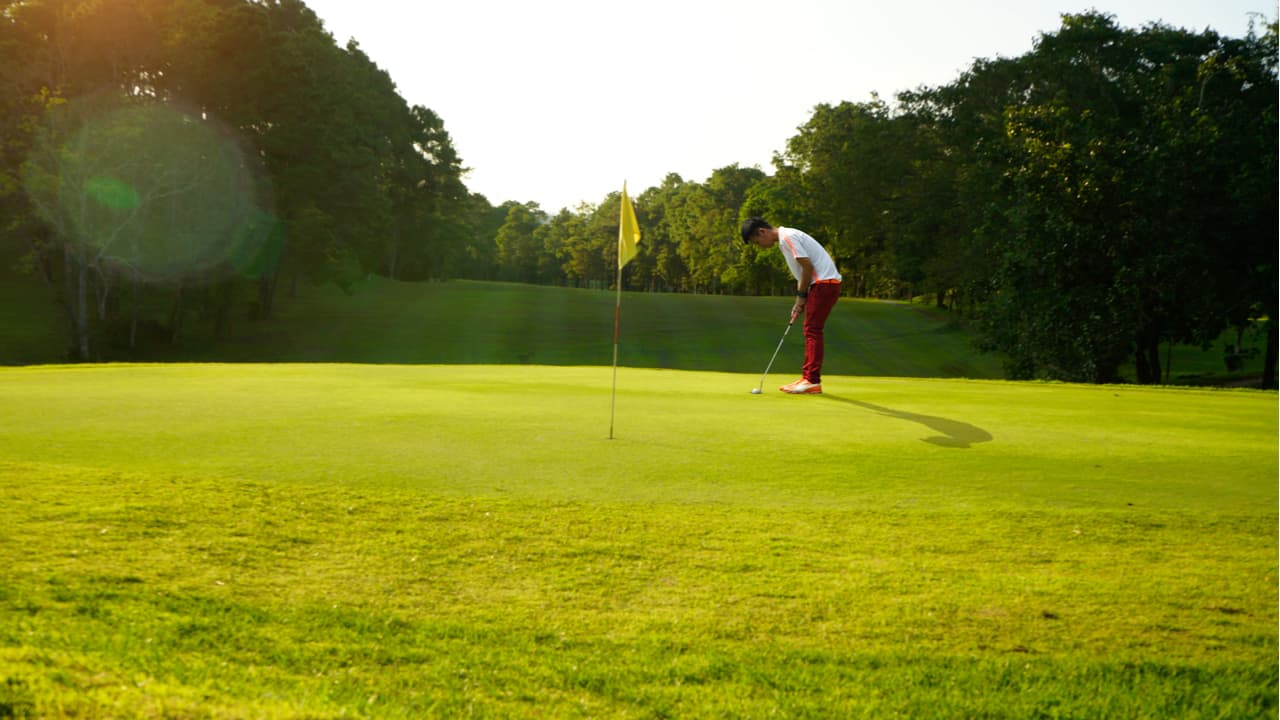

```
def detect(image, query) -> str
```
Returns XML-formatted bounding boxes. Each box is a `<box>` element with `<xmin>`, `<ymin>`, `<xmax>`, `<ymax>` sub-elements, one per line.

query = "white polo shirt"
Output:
<box><xmin>778</xmin><ymin>227</ymin><xmax>841</xmax><ymax>285</ymax></box>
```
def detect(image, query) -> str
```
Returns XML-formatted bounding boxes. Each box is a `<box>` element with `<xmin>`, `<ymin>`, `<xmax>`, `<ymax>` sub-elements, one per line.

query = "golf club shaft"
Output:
<box><xmin>756</xmin><ymin>319</ymin><xmax>794</xmax><ymax>391</ymax></box>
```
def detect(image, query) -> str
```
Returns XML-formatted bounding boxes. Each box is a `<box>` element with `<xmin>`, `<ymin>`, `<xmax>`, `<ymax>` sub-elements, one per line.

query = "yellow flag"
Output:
<box><xmin>618</xmin><ymin>182</ymin><xmax>641</xmax><ymax>269</ymax></box>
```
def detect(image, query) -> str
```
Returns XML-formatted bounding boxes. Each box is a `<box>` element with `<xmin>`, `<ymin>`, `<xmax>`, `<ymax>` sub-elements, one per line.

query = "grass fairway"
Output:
<box><xmin>5</xmin><ymin>272</ymin><xmax>1269</xmax><ymax>386</ymax></box>
<box><xmin>0</xmin><ymin>275</ymin><xmax>1008</xmax><ymax>379</ymax></box>
<box><xmin>0</xmin><ymin>364</ymin><xmax>1275</xmax><ymax>718</ymax></box>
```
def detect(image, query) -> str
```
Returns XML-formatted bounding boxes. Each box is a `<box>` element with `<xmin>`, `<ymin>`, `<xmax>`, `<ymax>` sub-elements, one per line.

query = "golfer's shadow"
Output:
<box><xmin>822</xmin><ymin>394</ymin><xmax>993</xmax><ymax>449</ymax></box>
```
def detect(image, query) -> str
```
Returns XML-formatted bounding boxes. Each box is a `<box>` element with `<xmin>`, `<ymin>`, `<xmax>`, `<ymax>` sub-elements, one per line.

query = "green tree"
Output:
<box><xmin>458</xmin><ymin>194</ymin><xmax>508</xmax><ymax>280</ymax></box>
<box><xmin>494</xmin><ymin>202</ymin><xmax>546</xmax><ymax>283</ymax></box>
<box><xmin>381</xmin><ymin>104</ymin><xmax>467</xmax><ymax>281</ymax></box>
<box><xmin>935</xmin><ymin>13</ymin><xmax>1277</xmax><ymax>383</ymax></box>
<box><xmin>4</xmin><ymin>0</ymin><xmax>468</xmax><ymax>359</ymax></box>
<box><xmin>1180</xmin><ymin>21</ymin><xmax>1278</xmax><ymax>387</ymax></box>
<box><xmin>667</xmin><ymin>182</ymin><xmax>724</xmax><ymax>293</ymax></box>
<box><xmin>635</xmin><ymin>174</ymin><xmax>689</xmax><ymax>292</ymax></box>
<box><xmin>705</xmin><ymin>165</ymin><xmax>766</xmax><ymax>294</ymax></box>
<box><xmin>738</xmin><ymin>165</ymin><xmax>813</xmax><ymax>296</ymax></box>
<box><xmin>539</xmin><ymin>207</ymin><xmax>591</xmax><ymax>287</ymax></box>
<box><xmin>571</xmin><ymin>200</ymin><xmax>616</xmax><ymax>289</ymax></box>
<box><xmin>664</xmin><ymin>166</ymin><xmax>764</xmax><ymax>294</ymax></box>
<box><xmin>781</xmin><ymin>99</ymin><xmax>904</xmax><ymax>296</ymax></box>
<box><xmin>24</xmin><ymin>94</ymin><xmax>267</xmax><ymax>356</ymax></box>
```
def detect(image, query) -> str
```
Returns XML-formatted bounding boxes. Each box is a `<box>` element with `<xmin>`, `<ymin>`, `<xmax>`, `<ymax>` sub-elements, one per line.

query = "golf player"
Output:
<box><xmin>741</xmin><ymin>217</ymin><xmax>842</xmax><ymax>394</ymax></box>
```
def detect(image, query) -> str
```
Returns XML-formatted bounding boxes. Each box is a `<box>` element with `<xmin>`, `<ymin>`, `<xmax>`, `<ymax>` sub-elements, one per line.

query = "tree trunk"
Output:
<box><xmin>256</xmin><ymin>270</ymin><xmax>279</xmax><ymax>320</ymax></box>
<box><xmin>213</xmin><ymin>282</ymin><xmax>233</xmax><ymax>339</ymax></box>
<box><xmin>1263</xmin><ymin>323</ymin><xmax>1277</xmax><ymax>390</ymax></box>
<box><xmin>61</xmin><ymin>247</ymin><xmax>76</xmax><ymax>356</ymax></box>
<box><xmin>387</xmin><ymin>230</ymin><xmax>399</xmax><ymax>281</ymax></box>
<box><xmin>95</xmin><ymin>271</ymin><xmax>111</xmax><ymax>321</ymax></box>
<box><xmin>1095</xmin><ymin>361</ymin><xmax>1124</xmax><ymax>385</ymax></box>
<box><xmin>31</xmin><ymin>229</ymin><xmax>55</xmax><ymax>287</ymax></box>
<box><xmin>130</xmin><ymin>276</ymin><xmax>139</xmax><ymax>349</ymax></box>
<box><xmin>1163</xmin><ymin>339</ymin><xmax>1173</xmax><ymax>383</ymax></box>
<box><xmin>76</xmin><ymin>258</ymin><xmax>90</xmax><ymax>360</ymax></box>
<box><xmin>1134</xmin><ymin>324</ymin><xmax>1161</xmax><ymax>385</ymax></box>
<box><xmin>169</xmin><ymin>282</ymin><xmax>184</xmax><ymax>343</ymax></box>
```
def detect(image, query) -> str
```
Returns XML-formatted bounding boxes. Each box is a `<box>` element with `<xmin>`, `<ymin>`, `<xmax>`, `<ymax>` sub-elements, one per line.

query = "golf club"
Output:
<box><xmin>751</xmin><ymin>317</ymin><xmax>796</xmax><ymax>394</ymax></box>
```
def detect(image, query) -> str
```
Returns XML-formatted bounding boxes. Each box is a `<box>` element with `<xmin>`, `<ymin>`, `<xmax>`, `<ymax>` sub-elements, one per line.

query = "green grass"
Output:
<box><xmin>6</xmin><ymin>272</ymin><xmax>1269</xmax><ymax>385</ymax></box>
<box><xmin>1</xmin><ymin>364</ymin><xmax>1275</xmax><ymax>717</ymax></box>
<box><xmin>0</xmin><ymin>267</ymin><xmax>64</xmax><ymax>366</ymax></box>
<box><xmin>0</xmin><ymin>272</ymin><xmax>999</xmax><ymax>378</ymax></box>
<box><xmin>125</xmin><ymin>278</ymin><xmax>1007</xmax><ymax>380</ymax></box>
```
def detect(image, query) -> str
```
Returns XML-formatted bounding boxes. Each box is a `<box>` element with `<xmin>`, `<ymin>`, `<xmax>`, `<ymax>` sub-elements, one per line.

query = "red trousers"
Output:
<box><xmin>802</xmin><ymin>282</ymin><xmax>841</xmax><ymax>384</ymax></box>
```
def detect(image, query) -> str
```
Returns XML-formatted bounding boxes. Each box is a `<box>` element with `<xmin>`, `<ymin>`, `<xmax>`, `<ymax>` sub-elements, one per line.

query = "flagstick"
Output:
<box><xmin>609</xmin><ymin>261</ymin><xmax>623</xmax><ymax>440</ymax></box>
<box><xmin>611</xmin><ymin>181</ymin><xmax>639</xmax><ymax>440</ymax></box>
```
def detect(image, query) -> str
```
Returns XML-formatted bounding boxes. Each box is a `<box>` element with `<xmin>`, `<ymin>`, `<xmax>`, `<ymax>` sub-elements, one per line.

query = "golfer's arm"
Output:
<box><xmin>796</xmin><ymin>257</ymin><xmax>815</xmax><ymax>293</ymax></box>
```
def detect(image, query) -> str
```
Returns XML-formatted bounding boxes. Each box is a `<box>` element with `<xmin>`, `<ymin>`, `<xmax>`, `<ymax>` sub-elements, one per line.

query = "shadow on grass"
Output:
<box><xmin>822</xmin><ymin>394</ymin><xmax>994</xmax><ymax>449</ymax></box>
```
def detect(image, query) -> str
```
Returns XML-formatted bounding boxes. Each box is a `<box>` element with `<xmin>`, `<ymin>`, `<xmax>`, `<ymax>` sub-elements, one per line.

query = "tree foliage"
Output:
<box><xmin>2</xmin><ymin>0</ymin><xmax>468</xmax><ymax>358</ymax></box>
<box><xmin>947</xmin><ymin>14</ymin><xmax>1278</xmax><ymax>384</ymax></box>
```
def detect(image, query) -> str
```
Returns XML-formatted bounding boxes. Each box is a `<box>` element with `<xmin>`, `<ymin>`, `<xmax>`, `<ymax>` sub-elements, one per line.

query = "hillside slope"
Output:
<box><xmin>2</xmin><ymin>275</ymin><xmax>1006</xmax><ymax>378</ymax></box>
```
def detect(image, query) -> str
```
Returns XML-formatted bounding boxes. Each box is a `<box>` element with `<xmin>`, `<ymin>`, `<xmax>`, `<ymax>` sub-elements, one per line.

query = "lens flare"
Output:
<box><xmin>85</xmin><ymin>176</ymin><xmax>140</xmax><ymax>210</ymax></box>
<box><xmin>24</xmin><ymin>96</ymin><xmax>276</xmax><ymax>282</ymax></box>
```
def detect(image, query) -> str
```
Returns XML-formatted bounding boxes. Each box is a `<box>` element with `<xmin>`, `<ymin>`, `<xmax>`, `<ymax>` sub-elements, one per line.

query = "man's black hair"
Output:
<box><xmin>740</xmin><ymin>216</ymin><xmax>772</xmax><ymax>243</ymax></box>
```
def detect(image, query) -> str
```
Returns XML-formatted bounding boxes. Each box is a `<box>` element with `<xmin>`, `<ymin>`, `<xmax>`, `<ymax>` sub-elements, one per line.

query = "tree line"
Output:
<box><xmin>2</xmin><ymin>3</ymin><xmax>1275</xmax><ymax>386</ymax></box>
<box><xmin>475</xmin><ymin>13</ymin><xmax>1277</xmax><ymax>386</ymax></box>
<box><xmin>2</xmin><ymin>0</ymin><xmax>480</xmax><ymax>358</ymax></box>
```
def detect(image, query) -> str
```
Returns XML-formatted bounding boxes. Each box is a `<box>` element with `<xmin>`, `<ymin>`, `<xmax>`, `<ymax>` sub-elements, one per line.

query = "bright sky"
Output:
<box><xmin>303</xmin><ymin>0</ymin><xmax>1273</xmax><ymax>213</ymax></box>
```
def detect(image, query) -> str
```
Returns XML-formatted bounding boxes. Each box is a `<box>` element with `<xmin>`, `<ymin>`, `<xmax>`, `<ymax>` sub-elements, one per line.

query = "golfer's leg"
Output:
<box><xmin>802</xmin><ymin>285</ymin><xmax>839</xmax><ymax>383</ymax></box>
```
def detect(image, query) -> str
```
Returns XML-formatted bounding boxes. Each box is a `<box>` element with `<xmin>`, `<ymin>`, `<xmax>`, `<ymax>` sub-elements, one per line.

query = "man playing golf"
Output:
<box><xmin>741</xmin><ymin>217</ymin><xmax>842</xmax><ymax>394</ymax></box>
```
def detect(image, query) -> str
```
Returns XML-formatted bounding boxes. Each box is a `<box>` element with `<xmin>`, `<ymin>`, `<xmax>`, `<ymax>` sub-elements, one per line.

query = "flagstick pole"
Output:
<box><xmin>609</xmin><ymin>261</ymin><xmax>623</xmax><ymax>440</ymax></box>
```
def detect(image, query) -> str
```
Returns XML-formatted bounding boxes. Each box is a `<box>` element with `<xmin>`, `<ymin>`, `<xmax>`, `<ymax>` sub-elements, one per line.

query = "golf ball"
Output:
<box><xmin>750</xmin><ymin>388</ymin><xmax>762</xmax><ymax>394</ymax></box>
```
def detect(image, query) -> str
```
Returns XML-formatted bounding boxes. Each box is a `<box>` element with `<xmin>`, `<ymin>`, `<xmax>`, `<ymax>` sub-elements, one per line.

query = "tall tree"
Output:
<box><xmin>781</xmin><ymin>99</ymin><xmax>904</xmax><ymax>296</ymax></box>
<box><xmin>635</xmin><ymin>174</ymin><xmax>690</xmax><ymax>293</ymax></box>
<box><xmin>936</xmin><ymin>13</ymin><xmax>1277</xmax><ymax>383</ymax></box>
<box><xmin>457</xmin><ymin>194</ymin><xmax>508</xmax><ymax>280</ymax></box>
<box><xmin>4</xmin><ymin>0</ymin><xmax>467</xmax><ymax>357</ymax></box>
<box><xmin>494</xmin><ymin>202</ymin><xmax>546</xmax><ymax>284</ymax></box>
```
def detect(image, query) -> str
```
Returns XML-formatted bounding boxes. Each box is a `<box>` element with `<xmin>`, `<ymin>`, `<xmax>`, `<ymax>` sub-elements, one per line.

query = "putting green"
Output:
<box><xmin>0</xmin><ymin>364</ymin><xmax>1275</xmax><ymax>717</ymax></box>
<box><xmin>0</xmin><ymin>363</ymin><xmax>1272</xmax><ymax>512</ymax></box>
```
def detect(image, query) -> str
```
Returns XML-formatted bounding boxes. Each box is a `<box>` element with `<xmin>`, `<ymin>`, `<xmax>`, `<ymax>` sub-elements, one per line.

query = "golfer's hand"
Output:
<box><xmin>791</xmin><ymin>298</ymin><xmax>806</xmax><ymax>323</ymax></box>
